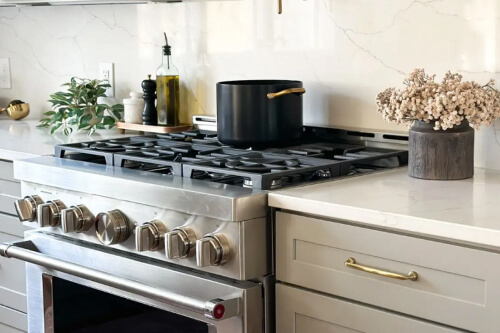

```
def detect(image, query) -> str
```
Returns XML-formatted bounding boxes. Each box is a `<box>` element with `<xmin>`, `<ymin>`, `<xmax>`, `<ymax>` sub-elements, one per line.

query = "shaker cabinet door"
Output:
<box><xmin>0</xmin><ymin>232</ymin><xmax>27</xmax><ymax>313</ymax></box>
<box><xmin>0</xmin><ymin>305</ymin><xmax>27</xmax><ymax>332</ymax></box>
<box><xmin>276</xmin><ymin>284</ymin><xmax>462</xmax><ymax>333</ymax></box>
<box><xmin>276</xmin><ymin>211</ymin><xmax>500</xmax><ymax>332</ymax></box>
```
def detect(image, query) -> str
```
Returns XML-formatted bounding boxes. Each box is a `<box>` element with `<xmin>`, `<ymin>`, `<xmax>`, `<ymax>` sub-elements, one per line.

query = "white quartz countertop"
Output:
<box><xmin>0</xmin><ymin>118</ymin><xmax>126</xmax><ymax>161</ymax></box>
<box><xmin>269</xmin><ymin>168</ymin><xmax>500</xmax><ymax>249</ymax></box>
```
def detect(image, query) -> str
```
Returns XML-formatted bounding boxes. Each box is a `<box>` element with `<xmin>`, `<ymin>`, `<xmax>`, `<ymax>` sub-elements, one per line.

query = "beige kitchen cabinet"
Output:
<box><xmin>0</xmin><ymin>232</ymin><xmax>27</xmax><ymax>312</ymax></box>
<box><xmin>0</xmin><ymin>212</ymin><xmax>26</xmax><ymax>239</ymax></box>
<box><xmin>0</xmin><ymin>160</ymin><xmax>27</xmax><ymax>330</ymax></box>
<box><xmin>0</xmin><ymin>160</ymin><xmax>20</xmax><ymax>216</ymax></box>
<box><xmin>276</xmin><ymin>211</ymin><xmax>500</xmax><ymax>332</ymax></box>
<box><xmin>0</xmin><ymin>179</ymin><xmax>20</xmax><ymax>215</ymax></box>
<box><xmin>0</xmin><ymin>323</ymin><xmax>25</xmax><ymax>333</ymax></box>
<box><xmin>0</xmin><ymin>305</ymin><xmax>27</xmax><ymax>332</ymax></box>
<box><xmin>276</xmin><ymin>284</ymin><xmax>461</xmax><ymax>333</ymax></box>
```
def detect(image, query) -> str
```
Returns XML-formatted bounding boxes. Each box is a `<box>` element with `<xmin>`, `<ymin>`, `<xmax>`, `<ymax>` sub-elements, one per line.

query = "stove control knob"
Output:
<box><xmin>165</xmin><ymin>227</ymin><xmax>197</xmax><ymax>259</ymax></box>
<box><xmin>61</xmin><ymin>205</ymin><xmax>94</xmax><ymax>233</ymax></box>
<box><xmin>14</xmin><ymin>195</ymin><xmax>44</xmax><ymax>222</ymax></box>
<box><xmin>135</xmin><ymin>220</ymin><xmax>167</xmax><ymax>252</ymax></box>
<box><xmin>196</xmin><ymin>233</ymin><xmax>230</xmax><ymax>267</ymax></box>
<box><xmin>95</xmin><ymin>210</ymin><xmax>130</xmax><ymax>246</ymax></box>
<box><xmin>37</xmin><ymin>200</ymin><xmax>66</xmax><ymax>227</ymax></box>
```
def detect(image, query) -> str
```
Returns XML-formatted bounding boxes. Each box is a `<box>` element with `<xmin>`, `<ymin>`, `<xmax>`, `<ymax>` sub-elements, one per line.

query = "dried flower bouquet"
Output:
<box><xmin>376</xmin><ymin>69</ymin><xmax>500</xmax><ymax>130</ymax></box>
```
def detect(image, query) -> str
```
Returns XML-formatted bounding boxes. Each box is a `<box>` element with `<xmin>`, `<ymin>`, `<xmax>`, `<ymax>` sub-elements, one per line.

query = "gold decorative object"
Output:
<box><xmin>1</xmin><ymin>100</ymin><xmax>30</xmax><ymax>120</ymax></box>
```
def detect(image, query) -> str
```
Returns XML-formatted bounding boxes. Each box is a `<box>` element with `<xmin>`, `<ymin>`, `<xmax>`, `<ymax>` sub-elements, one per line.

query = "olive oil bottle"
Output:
<box><xmin>156</xmin><ymin>33</ymin><xmax>180</xmax><ymax>126</ymax></box>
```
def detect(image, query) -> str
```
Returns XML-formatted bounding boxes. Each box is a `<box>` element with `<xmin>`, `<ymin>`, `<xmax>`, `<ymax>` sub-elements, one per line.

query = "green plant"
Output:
<box><xmin>38</xmin><ymin>77</ymin><xmax>124</xmax><ymax>136</ymax></box>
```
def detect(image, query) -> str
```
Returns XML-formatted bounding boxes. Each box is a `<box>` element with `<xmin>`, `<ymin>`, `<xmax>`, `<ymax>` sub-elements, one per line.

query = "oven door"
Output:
<box><xmin>0</xmin><ymin>231</ymin><xmax>263</xmax><ymax>333</ymax></box>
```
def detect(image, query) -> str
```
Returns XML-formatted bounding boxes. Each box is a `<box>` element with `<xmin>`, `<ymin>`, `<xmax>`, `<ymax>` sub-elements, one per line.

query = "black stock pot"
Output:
<box><xmin>216</xmin><ymin>80</ymin><xmax>306</xmax><ymax>148</ymax></box>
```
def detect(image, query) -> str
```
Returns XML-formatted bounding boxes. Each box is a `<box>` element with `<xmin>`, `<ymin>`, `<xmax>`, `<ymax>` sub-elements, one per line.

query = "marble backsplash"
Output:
<box><xmin>1</xmin><ymin>0</ymin><xmax>500</xmax><ymax>169</ymax></box>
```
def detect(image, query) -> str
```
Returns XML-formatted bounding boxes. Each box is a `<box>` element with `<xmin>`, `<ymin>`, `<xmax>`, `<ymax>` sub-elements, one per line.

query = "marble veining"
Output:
<box><xmin>1</xmin><ymin>0</ymin><xmax>500</xmax><ymax>169</ymax></box>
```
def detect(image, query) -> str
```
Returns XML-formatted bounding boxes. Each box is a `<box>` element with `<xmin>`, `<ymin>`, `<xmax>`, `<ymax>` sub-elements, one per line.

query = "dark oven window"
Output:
<box><xmin>52</xmin><ymin>277</ymin><xmax>209</xmax><ymax>333</ymax></box>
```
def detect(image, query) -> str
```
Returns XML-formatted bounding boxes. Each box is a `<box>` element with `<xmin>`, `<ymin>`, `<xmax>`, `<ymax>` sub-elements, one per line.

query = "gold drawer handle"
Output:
<box><xmin>345</xmin><ymin>257</ymin><xmax>418</xmax><ymax>281</ymax></box>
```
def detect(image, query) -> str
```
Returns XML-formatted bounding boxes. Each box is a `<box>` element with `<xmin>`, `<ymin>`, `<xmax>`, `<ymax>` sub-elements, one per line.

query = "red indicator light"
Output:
<box><xmin>213</xmin><ymin>304</ymin><xmax>225</xmax><ymax>320</ymax></box>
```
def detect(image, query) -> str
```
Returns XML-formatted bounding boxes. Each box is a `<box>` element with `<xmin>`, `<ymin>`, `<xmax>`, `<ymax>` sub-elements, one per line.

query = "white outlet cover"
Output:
<box><xmin>0</xmin><ymin>58</ymin><xmax>12</xmax><ymax>89</ymax></box>
<box><xmin>99</xmin><ymin>62</ymin><xmax>114</xmax><ymax>97</ymax></box>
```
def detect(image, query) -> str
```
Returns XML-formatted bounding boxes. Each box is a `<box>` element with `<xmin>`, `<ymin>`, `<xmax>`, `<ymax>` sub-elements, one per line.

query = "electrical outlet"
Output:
<box><xmin>0</xmin><ymin>58</ymin><xmax>12</xmax><ymax>89</ymax></box>
<box><xmin>99</xmin><ymin>62</ymin><xmax>114</xmax><ymax>97</ymax></box>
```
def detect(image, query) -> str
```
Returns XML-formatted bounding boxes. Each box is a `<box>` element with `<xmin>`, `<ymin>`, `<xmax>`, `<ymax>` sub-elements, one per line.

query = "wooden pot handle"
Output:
<box><xmin>267</xmin><ymin>88</ymin><xmax>306</xmax><ymax>100</ymax></box>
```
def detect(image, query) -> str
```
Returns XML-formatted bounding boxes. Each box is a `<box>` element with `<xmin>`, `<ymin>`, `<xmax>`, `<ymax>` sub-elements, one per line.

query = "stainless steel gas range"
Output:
<box><xmin>0</xmin><ymin>120</ymin><xmax>408</xmax><ymax>333</ymax></box>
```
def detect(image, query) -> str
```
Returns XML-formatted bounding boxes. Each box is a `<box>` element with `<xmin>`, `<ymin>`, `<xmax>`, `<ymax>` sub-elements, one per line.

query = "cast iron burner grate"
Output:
<box><xmin>268</xmin><ymin>143</ymin><xmax>408</xmax><ymax>175</ymax></box>
<box><xmin>55</xmin><ymin>131</ymin><xmax>408</xmax><ymax>189</ymax></box>
<box><xmin>182</xmin><ymin>153</ymin><xmax>342</xmax><ymax>190</ymax></box>
<box><xmin>114</xmin><ymin>150</ymin><xmax>183</xmax><ymax>175</ymax></box>
<box><xmin>55</xmin><ymin>137</ymin><xmax>190</xmax><ymax>166</ymax></box>
<box><xmin>55</xmin><ymin>136</ymin><xmax>161</xmax><ymax>165</ymax></box>
<box><xmin>113</xmin><ymin>144</ymin><xmax>255</xmax><ymax>175</ymax></box>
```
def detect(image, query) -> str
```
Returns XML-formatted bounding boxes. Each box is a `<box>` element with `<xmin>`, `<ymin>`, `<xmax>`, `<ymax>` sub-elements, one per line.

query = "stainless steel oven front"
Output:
<box><xmin>0</xmin><ymin>231</ymin><xmax>263</xmax><ymax>333</ymax></box>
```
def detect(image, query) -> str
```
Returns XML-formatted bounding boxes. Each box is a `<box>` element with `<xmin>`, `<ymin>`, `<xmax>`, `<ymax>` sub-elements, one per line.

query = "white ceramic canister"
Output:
<box><xmin>123</xmin><ymin>92</ymin><xmax>144</xmax><ymax>124</ymax></box>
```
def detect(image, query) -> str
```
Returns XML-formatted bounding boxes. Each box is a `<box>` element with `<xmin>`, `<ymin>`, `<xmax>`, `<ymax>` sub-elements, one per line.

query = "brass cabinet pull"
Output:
<box><xmin>344</xmin><ymin>257</ymin><xmax>418</xmax><ymax>281</ymax></box>
<box><xmin>267</xmin><ymin>88</ymin><xmax>306</xmax><ymax>100</ymax></box>
<box><xmin>278</xmin><ymin>0</ymin><xmax>282</xmax><ymax>14</ymax></box>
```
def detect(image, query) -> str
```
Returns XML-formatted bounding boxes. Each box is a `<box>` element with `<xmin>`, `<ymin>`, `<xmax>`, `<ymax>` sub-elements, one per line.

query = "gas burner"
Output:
<box><xmin>191</xmin><ymin>138</ymin><xmax>225</xmax><ymax>146</ymax></box>
<box><xmin>195</xmin><ymin>147</ymin><xmax>256</xmax><ymax>159</ymax></box>
<box><xmin>121</xmin><ymin>142</ymin><xmax>156</xmax><ymax>150</ymax></box>
<box><xmin>155</xmin><ymin>146</ymin><xmax>197</xmax><ymax>157</ymax></box>
<box><xmin>225</xmin><ymin>158</ymin><xmax>300</xmax><ymax>173</ymax></box>
<box><xmin>90</xmin><ymin>142</ymin><xmax>126</xmax><ymax>152</ymax></box>
<box><xmin>73</xmin><ymin>142</ymin><xmax>93</xmax><ymax>148</ymax></box>
<box><xmin>268</xmin><ymin>143</ymin><xmax>365</xmax><ymax>159</ymax></box>
<box><xmin>156</xmin><ymin>130</ymin><xmax>220</xmax><ymax>144</ymax></box>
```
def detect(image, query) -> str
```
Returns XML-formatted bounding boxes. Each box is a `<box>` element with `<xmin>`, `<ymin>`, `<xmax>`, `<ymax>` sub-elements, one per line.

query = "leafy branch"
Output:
<box><xmin>38</xmin><ymin>77</ymin><xmax>124</xmax><ymax>136</ymax></box>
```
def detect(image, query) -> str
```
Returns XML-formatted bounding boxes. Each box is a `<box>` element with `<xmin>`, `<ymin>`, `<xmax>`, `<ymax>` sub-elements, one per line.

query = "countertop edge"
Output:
<box><xmin>268</xmin><ymin>193</ymin><xmax>500</xmax><ymax>250</ymax></box>
<box><xmin>0</xmin><ymin>148</ymin><xmax>41</xmax><ymax>161</ymax></box>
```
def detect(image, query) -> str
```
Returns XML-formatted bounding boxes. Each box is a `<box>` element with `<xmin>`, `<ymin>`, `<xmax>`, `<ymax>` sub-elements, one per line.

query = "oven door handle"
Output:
<box><xmin>0</xmin><ymin>241</ymin><xmax>239</xmax><ymax>321</ymax></box>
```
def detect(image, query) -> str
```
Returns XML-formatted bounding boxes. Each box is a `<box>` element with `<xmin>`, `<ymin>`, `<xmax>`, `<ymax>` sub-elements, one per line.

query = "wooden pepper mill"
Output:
<box><xmin>142</xmin><ymin>74</ymin><xmax>157</xmax><ymax>125</ymax></box>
